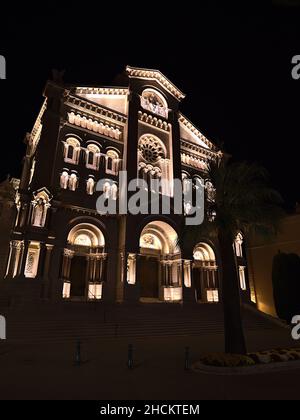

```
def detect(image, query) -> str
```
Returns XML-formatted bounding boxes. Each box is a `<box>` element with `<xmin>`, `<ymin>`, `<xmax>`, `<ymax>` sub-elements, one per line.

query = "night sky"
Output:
<box><xmin>0</xmin><ymin>2</ymin><xmax>299</xmax><ymax>210</ymax></box>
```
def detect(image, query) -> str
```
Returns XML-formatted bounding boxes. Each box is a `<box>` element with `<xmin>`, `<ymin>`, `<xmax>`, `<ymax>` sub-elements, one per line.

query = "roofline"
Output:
<box><xmin>75</xmin><ymin>87</ymin><xmax>129</xmax><ymax>95</ymax></box>
<box><xmin>178</xmin><ymin>113</ymin><xmax>219</xmax><ymax>152</ymax></box>
<box><xmin>126</xmin><ymin>66</ymin><xmax>186</xmax><ymax>100</ymax></box>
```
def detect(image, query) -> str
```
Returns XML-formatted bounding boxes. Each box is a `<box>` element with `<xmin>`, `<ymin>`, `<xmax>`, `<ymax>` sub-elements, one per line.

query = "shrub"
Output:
<box><xmin>194</xmin><ymin>348</ymin><xmax>300</xmax><ymax>369</ymax></box>
<box><xmin>199</xmin><ymin>353</ymin><xmax>256</xmax><ymax>367</ymax></box>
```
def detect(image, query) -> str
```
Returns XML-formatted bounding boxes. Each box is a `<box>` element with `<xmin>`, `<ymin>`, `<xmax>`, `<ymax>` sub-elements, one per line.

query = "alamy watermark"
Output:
<box><xmin>96</xmin><ymin>172</ymin><xmax>205</xmax><ymax>226</ymax></box>
<box><xmin>0</xmin><ymin>315</ymin><xmax>6</xmax><ymax>340</ymax></box>
<box><xmin>292</xmin><ymin>55</ymin><xmax>300</xmax><ymax>80</ymax></box>
<box><xmin>291</xmin><ymin>316</ymin><xmax>300</xmax><ymax>341</ymax></box>
<box><xmin>0</xmin><ymin>55</ymin><xmax>6</xmax><ymax>79</ymax></box>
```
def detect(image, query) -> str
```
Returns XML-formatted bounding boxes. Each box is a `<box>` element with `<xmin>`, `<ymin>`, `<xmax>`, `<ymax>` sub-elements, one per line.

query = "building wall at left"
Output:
<box><xmin>0</xmin><ymin>178</ymin><xmax>18</xmax><ymax>281</ymax></box>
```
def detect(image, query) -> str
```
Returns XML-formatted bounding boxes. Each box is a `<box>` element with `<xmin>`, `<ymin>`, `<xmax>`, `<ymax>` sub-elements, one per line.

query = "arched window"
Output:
<box><xmin>86</xmin><ymin>177</ymin><xmax>95</xmax><ymax>195</ymax></box>
<box><xmin>182</xmin><ymin>172</ymin><xmax>193</xmax><ymax>215</ymax></box>
<box><xmin>111</xmin><ymin>183</ymin><xmax>118</xmax><ymax>201</ymax></box>
<box><xmin>234</xmin><ymin>232</ymin><xmax>244</xmax><ymax>257</ymax></box>
<box><xmin>86</xmin><ymin>144</ymin><xmax>100</xmax><ymax>170</ymax></box>
<box><xmin>182</xmin><ymin>172</ymin><xmax>191</xmax><ymax>195</ymax></box>
<box><xmin>239</xmin><ymin>266</ymin><xmax>247</xmax><ymax>291</ymax></box>
<box><xmin>74</xmin><ymin>233</ymin><xmax>93</xmax><ymax>247</ymax></box>
<box><xmin>194</xmin><ymin>175</ymin><xmax>204</xmax><ymax>190</ymax></box>
<box><xmin>68</xmin><ymin>173</ymin><xmax>78</xmax><ymax>191</ymax></box>
<box><xmin>234</xmin><ymin>232</ymin><xmax>248</xmax><ymax>291</ymax></box>
<box><xmin>141</xmin><ymin>89</ymin><xmax>168</xmax><ymax>119</ymax></box>
<box><xmin>64</xmin><ymin>138</ymin><xmax>81</xmax><ymax>164</ymax></box>
<box><xmin>106</xmin><ymin>150</ymin><xmax>119</xmax><ymax>175</ymax></box>
<box><xmin>60</xmin><ymin>171</ymin><xmax>69</xmax><ymax>189</ymax></box>
<box><xmin>103</xmin><ymin>181</ymin><xmax>112</xmax><ymax>199</ymax></box>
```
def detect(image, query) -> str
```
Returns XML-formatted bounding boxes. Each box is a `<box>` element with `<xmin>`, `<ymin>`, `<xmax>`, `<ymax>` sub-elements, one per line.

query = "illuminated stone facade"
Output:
<box><xmin>0</xmin><ymin>66</ymin><xmax>252</xmax><ymax>305</ymax></box>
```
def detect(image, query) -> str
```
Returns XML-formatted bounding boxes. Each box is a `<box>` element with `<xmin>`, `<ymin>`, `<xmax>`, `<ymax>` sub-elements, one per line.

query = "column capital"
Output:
<box><xmin>63</xmin><ymin>248</ymin><xmax>74</xmax><ymax>258</ymax></box>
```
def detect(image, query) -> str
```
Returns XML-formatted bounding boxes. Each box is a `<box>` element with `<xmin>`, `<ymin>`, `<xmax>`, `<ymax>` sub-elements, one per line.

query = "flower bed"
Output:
<box><xmin>193</xmin><ymin>348</ymin><xmax>300</xmax><ymax>368</ymax></box>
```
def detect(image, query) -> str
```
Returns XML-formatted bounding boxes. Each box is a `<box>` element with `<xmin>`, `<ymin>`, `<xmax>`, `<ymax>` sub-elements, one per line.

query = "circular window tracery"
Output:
<box><xmin>138</xmin><ymin>135</ymin><xmax>166</xmax><ymax>164</ymax></box>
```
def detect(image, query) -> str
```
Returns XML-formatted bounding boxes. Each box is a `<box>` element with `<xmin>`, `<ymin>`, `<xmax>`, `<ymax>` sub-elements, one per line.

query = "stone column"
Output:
<box><xmin>19</xmin><ymin>240</ymin><xmax>29</xmax><ymax>279</ymax></box>
<box><xmin>59</xmin><ymin>249</ymin><xmax>74</xmax><ymax>299</ymax></box>
<box><xmin>182</xmin><ymin>259</ymin><xmax>197</xmax><ymax>304</ymax></box>
<box><xmin>61</xmin><ymin>249</ymin><xmax>74</xmax><ymax>281</ymax></box>
<box><xmin>42</xmin><ymin>244</ymin><xmax>54</xmax><ymax>299</ymax></box>
<box><xmin>124</xmin><ymin>252</ymin><xmax>140</xmax><ymax>303</ymax></box>
<box><xmin>5</xmin><ymin>241</ymin><xmax>20</xmax><ymax>279</ymax></box>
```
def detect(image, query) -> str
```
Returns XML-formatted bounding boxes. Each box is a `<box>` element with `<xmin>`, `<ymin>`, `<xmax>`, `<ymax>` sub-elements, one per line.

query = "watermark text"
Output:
<box><xmin>292</xmin><ymin>55</ymin><xmax>300</xmax><ymax>80</ymax></box>
<box><xmin>0</xmin><ymin>315</ymin><xmax>6</xmax><ymax>340</ymax></box>
<box><xmin>0</xmin><ymin>55</ymin><xmax>6</xmax><ymax>80</ymax></box>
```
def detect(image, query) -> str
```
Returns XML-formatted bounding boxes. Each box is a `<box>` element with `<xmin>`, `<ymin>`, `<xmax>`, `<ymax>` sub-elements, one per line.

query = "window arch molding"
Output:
<box><xmin>105</xmin><ymin>148</ymin><xmax>120</xmax><ymax>175</ymax></box>
<box><xmin>193</xmin><ymin>175</ymin><xmax>204</xmax><ymax>189</ymax></box>
<box><xmin>141</xmin><ymin>88</ymin><xmax>168</xmax><ymax>109</ymax></box>
<box><xmin>86</xmin><ymin>140</ymin><xmax>102</xmax><ymax>149</ymax></box>
<box><xmin>65</xmin><ymin>133</ymin><xmax>83</xmax><ymax>143</ymax></box>
<box><xmin>182</xmin><ymin>171</ymin><xmax>191</xmax><ymax>195</ymax></box>
<box><xmin>141</xmin><ymin>88</ymin><xmax>169</xmax><ymax>118</ymax></box>
<box><xmin>85</xmin><ymin>143</ymin><xmax>101</xmax><ymax>170</ymax></box>
<box><xmin>181</xmin><ymin>171</ymin><xmax>190</xmax><ymax>179</ymax></box>
<box><xmin>105</xmin><ymin>146</ymin><xmax>120</xmax><ymax>155</ymax></box>
<box><xmin>67</xmin><ymin>223</ymin><xmax>105</xmax><ymax>249</ymax></box>
<box><xmin>63</xmin><ymin>135</ymin><xmax>82</xmax><ymax>165</ymax></box>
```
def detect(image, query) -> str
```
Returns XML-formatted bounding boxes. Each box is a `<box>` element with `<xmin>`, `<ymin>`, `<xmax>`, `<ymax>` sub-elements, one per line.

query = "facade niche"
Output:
<box><xmin>31</xmin><ymin>189</ymin><xmax>52</xmax><ymax>228</ymax></box>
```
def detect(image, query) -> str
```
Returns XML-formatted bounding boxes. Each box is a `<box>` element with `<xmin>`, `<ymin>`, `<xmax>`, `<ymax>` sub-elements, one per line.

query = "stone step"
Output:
<box><xmin>1</xmin><ymin>304</ymin><xmax>283</xmax><ymax>344</ymax></box>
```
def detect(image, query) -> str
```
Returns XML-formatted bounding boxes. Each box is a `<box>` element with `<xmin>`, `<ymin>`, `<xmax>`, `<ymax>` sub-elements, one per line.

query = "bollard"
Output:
<box><xmin>127</xmin><ymin>344</ymin><xmax>134</xmax><ymax>370</ymax></box>
<box><xmin>185</xmin><ymin>346</ymin><xmax>190</xmax><ymax>371</ymax></box>
<box><xmin>75</xmin><ymin>340</ymin><xmax>82</xmax><ymax>366</ymax></box>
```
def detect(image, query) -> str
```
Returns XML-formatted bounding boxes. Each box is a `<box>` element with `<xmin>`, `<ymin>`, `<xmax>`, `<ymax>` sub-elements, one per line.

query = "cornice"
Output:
<box><xmin>126</xmin><ymin>66</ymin><xmax>185</xmax><ymax>101</ymax></box>
<box><xmin>179</xmin><ymin>113</ymin><xmax>218</xmax><ymax>152</ymax></box>
<box><xmin>66</xmin><ymin>112</ymin><xmax>123</xmax><ymax>142</ymax></box>
<box><xmin>65</xmin><ymin>94</ymin><xmax>127</xmax><ymax>125</ymax></box>
<box><xmin>76</xmin><ymin>87</ymin><xmax>128</xmax><ymax>96</ymax></box>
<box><xmin>180</xmin><ymin>139</ymin><xmax>219</xmax><ymax>159</ymax></box>
<box><xmin>138</xmin><ymin>111</ymin><xmax>171</xmax><ymax>132</ymax></box>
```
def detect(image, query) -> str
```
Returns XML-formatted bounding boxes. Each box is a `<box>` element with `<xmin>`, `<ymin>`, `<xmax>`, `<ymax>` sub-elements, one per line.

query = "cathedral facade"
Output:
<box><xmin>1</xmin><ymin>67</ymin><xmax>252</xmax><ymax>305</ymax></box>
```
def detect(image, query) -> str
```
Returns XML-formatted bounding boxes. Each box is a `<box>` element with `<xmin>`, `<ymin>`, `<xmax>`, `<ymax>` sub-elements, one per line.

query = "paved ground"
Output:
<box><xmin>1</xmin><ymin>328</ymin><xmax>300</xmax><ymax>400</ymax></box>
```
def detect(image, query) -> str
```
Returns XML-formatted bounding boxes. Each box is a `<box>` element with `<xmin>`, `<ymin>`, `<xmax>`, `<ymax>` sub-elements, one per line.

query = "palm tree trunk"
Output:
<box><xmin>218</xmin><ymin>229</ymin><xmax>247</xmax><ymax>355</ymax></box>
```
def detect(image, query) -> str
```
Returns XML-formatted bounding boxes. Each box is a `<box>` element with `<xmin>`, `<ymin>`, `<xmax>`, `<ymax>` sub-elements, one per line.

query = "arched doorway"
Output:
<box><xmin>193</xmin><ymin>243</ymin><xmax>219</xmax><ymax>303</ymax></box>
<box><xmin>61</xmin><ymin>223</ymin><xmax>107</xmax><ymax>301</ymax></box>
<box><xmin>138</xmin><ymin>221</ymin><xmax>182</xmax><ymax>302</ymax></box>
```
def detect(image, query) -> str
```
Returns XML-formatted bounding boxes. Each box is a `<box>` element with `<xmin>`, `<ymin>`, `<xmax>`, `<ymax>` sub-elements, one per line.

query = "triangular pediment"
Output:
<box><xmin>126</xmin><ymin>66</ymin><xmax>186</xmax><ymax>101</ymax></box>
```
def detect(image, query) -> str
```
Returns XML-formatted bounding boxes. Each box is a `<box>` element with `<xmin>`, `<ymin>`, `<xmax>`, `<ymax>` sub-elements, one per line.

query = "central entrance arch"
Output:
<box><xmin>61</xmin><ymin>223</ymin><xmax>107</xmax><ymax>301</ymax></box>
<box><xmin>138</xmin><ymin>221</ymin><xmax>182</xmax><ymax>302</ymax></box>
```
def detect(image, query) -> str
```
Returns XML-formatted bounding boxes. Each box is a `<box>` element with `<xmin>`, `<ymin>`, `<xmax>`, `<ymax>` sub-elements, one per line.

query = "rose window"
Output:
<box><xmin>138</xmin><ymin>136</ymin><xmax>165</xmax><ymax>164</ymax></box>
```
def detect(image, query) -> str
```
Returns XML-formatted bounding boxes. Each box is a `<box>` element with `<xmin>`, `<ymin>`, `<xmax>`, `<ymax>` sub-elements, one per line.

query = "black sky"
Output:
<box><xmin>0</xmin><ymin>3</ymin><xmax>299</xmax><ymax>210</ymax></box>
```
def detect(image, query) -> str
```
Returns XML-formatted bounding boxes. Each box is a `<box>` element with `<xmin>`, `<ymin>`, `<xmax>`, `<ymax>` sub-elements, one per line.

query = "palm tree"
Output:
<box><xmin>182</xmin><ymin>160</ymin><xmax>284</xmax><ymax>355</ymax></box>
